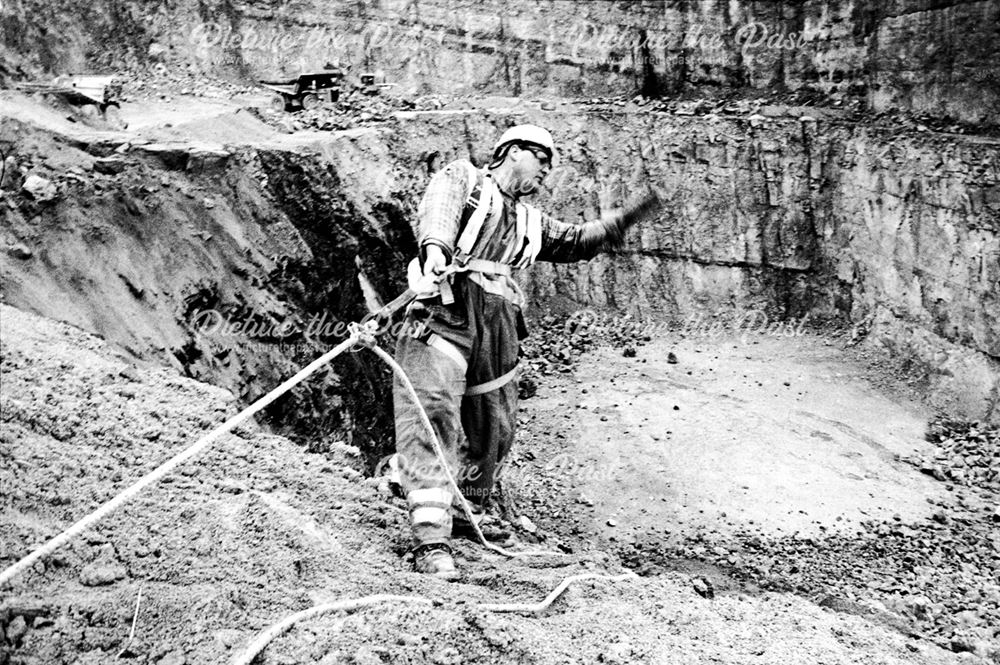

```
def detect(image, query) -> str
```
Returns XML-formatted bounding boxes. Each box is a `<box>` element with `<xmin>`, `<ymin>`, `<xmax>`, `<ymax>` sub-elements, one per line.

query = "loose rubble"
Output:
<box><xmin>519</xmin><ymin>312</ymin><xmax>657</xmax><ymax>396</ymax></box>
<box><xmin>911</xmin><ymin>418</ymin><xmax>1000</xmax><ymax>490</ymax></box>
<box><xmin>511</xmin><ymin>319</ymin><xmax>1000</xmax><ymax>662</ymax></box>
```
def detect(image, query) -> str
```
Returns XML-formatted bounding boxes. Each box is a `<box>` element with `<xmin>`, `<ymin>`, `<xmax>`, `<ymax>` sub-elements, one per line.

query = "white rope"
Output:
<box><xmin>232</xmin><ymin>595</ymin><xmax>435</xmax><ymax>665</ymax></box>
<box><xmin>0</xmin><ymin>334</ymin><xmax>361</xmax><ymax>587</ymax></box>
<box><xmin>233</xmin><ymin>573</ymin><xmax>639</xmax><ymax>664</ymax></box>
<box><xmin>480</xmin><ymin>572</ymin><xmax>638</xmax><ymax>613</ymax></box>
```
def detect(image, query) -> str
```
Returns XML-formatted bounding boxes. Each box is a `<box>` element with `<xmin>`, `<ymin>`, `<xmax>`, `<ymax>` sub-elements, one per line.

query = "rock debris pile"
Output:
<box><xmin>119</xmin><ymin>63</ymin><xmax>258</xmax><ymax>102</ymax></box>
<box><xmin>518</xmin><ymin>313</ymin><xmax>656</xmax><ymax>399</ymax></box>
<box><xmin>622</xmin><ymin>424</ymin><xmax>1000</xmax><ymax>661</ymax></box>
<box><xmin>912</xmin><ymin>418</ymin><xmax>1000</xmax><ymax>490</ymax></box>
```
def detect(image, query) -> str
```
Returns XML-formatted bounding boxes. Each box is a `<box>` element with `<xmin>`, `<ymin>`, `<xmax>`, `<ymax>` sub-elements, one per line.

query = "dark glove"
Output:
<box><xmin>589</xmin><ymin>190</ymin><xmax>663</xmax><ymax>252</ymax></box>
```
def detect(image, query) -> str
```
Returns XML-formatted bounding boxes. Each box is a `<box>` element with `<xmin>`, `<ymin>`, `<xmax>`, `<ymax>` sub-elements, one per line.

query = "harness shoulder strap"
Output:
<box><xmin>456</xmin><ymin>167</ymin><xmax>494</xmax><ymax>255</ymax></box>
<box><xmin>461</xmin><ymin>160</ymin><xmax>478</xmax><ymax>201</ymax></box>
<box><xmin>513</xmin><ymin>203</ymin><xmax>544</xmax><ymax>268</ymax></box>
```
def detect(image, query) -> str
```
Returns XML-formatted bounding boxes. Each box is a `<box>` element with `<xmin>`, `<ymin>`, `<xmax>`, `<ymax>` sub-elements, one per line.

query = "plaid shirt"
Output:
<box><xmin>417</xmin><ymin>160</ymin><xmax>612</xmax><ymax>265</ymax></box>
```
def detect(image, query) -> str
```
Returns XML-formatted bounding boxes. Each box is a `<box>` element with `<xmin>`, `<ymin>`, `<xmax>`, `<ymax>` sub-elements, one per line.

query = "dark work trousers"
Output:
<box><xmin>393</xmin><ymin>277</ymin><xmax>521</xmax><ymax>548</ymax></box>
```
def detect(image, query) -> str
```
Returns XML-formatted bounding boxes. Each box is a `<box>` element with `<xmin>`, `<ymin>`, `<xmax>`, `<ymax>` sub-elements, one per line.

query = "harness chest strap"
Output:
<box><xmin>424</xmin><ymin>162</ymin><xmax>543</xmax><ymax>306</ymax></box>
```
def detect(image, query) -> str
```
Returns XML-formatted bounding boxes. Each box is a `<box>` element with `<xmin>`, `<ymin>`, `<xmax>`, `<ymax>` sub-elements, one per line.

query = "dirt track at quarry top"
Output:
<box><xmin>1</xmin><ymin>303</ymin><xmax>995</xmax><ymax>665</ymax></box>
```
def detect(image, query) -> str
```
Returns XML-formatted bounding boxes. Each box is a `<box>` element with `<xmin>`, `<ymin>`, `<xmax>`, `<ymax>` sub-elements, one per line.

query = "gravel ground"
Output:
<box><xmin>0</xmin><ymin>303</ymin><xmax>975</xmax><ymax>664</ymax></box>
<box><xmin>511</xmin><ymin>313</ymin><xmax>1000</xmax><ymax>663</ymax></box>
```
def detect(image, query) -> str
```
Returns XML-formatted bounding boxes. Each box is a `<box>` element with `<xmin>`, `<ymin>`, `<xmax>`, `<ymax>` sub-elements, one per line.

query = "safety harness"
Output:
<box><xmin>408</xmin><ymin>161</ymin><xmax>543</xmax><ymax>397</ymax></box>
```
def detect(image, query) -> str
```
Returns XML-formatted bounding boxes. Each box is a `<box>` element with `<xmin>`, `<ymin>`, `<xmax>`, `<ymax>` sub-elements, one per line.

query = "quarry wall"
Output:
<box><xmin>3</xmin><ymin>0</ymin><xmax>998</xmax><ymax>123</ymax></box>
<box><xmin>2</xmin><ymin>104</ymin><xmax>997</xmax><ymax>428</ymax></box>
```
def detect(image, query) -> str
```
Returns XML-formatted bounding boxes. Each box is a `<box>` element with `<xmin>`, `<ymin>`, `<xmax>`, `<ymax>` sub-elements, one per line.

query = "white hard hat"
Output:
<box><xmin>493</xmin><ymin>124</ymin><xmax>555</xmax><ymax>157</ymax></box>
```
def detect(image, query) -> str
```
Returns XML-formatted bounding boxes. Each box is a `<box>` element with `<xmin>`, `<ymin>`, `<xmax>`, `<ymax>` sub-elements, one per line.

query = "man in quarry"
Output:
<box><xmin>394</xmin><ymin>124</ymin><xmax>647</xmax><ymax>579</ymax></box>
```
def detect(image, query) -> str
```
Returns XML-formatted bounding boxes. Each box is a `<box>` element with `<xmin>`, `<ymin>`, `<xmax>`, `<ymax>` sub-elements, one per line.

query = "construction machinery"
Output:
<box><xmin>259</xmin><ymin>70</ymin><xmax>344</xmax><ymax>112</ymax></box>
<box><xmin>16</xmin><ymin>74</ymin><xmax>124</xmax><ymax>126</ymax></box>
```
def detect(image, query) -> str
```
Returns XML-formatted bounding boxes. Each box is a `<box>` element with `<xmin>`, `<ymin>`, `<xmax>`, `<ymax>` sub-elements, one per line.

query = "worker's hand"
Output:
<box><xmin>421</xmin><ymin>244</ymin><xmax>448</xmax><ymax>278</ymax></box>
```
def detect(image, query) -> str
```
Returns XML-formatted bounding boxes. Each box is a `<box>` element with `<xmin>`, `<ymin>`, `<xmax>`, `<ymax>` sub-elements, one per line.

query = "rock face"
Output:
<box><xmin>3</xmin><ymin>1</ymin><xmax>998</xmax><ymax>123</ymax></box>
<box><xmin>2</xmin><ymin>105</ymin><xmax>996</xmax><ymax>431</ymax></box>
<box><xmin>521</xmin><ymin>110</ymin><xmax>998</xmax><ymax>420</ymax></box>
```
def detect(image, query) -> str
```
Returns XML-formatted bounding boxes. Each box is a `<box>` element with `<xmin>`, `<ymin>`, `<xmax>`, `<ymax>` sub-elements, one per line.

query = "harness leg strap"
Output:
<box><xmin>465</xmin><ymin>364</ymin><xmax>519</xmax><ymax>396</ymax></box>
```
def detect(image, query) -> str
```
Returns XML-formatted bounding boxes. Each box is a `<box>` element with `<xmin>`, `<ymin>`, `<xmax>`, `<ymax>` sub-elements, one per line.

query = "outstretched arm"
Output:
<box><xmin>536</xmin><ymin>192</ymin><xmax>661</xmax><ymax>263</ymax></box>
<box><xmin>535</xmin><ymin>212</ymin><xmax>629</xmax><ymax>263</ymax></box>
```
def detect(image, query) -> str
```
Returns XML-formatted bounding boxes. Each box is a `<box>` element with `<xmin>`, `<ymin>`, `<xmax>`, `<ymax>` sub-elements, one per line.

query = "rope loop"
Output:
<box><xmin>347</xmin><ymin>319</ymin><xmax>381</xmax><ymax>350</ymax></box>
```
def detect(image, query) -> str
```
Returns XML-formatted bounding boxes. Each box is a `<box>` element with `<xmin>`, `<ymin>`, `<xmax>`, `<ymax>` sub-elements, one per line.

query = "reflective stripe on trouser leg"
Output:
<box><xmin>407</xmin><ymin>487</ymin><xmax>453</xmax><ymax>544</ymax></box>
<box><xmin>393</xmin><ymin>329</ymin><xmax>468</xmax><ymax>547</ymax></box>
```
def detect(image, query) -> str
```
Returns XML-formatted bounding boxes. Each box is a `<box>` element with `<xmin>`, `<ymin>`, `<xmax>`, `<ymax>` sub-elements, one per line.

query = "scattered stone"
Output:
<box><xmin>519</xmin><ymin>515</ymin><xmax>538</xmax><ymax>533</ymax></box>
<box><xmin>147</xmin><ymin>42</ymin><xmax>168</xmax><ymax>61</ymax></box>
<box><xmin>156</xmin><ymin>650</ymin><xmax>186</xmax><ymax>665</ymax></box>
<box><xmin>692</xmin><ymin>577</ymin><xmax>714</xmax><ymax>599</ymax></box>
<box><xmin>518</xmin><ymin>375</ymin><xmax>538</xmax><ymax>400</ymax></box>
<box><xmin>21</xmin><ymin>174</ymin><xmax>58</xmax><ymax>202</ymax></box>
<box><xmin>93</xmin><ymin>157</ymin><xmax>128</xmax><ymax>175</ymax></box>
<box><xmin>7</xmin><ymin>615</ymin><xmax>28</xmax><ymax>643</ymax></box>
<box><xmin>202</xmin><ymin>198</ymin><xmax>215</xmax><ymax>210</ymax></box>
<box><xmin>7</xmin><ymin>243</ymin><xmax>32</xmax><ymax>259</ymax></box>
<box><xmin>79</xmin><ymin>545</ymin><xmax>127</xmax><ymax>586</ymax></box>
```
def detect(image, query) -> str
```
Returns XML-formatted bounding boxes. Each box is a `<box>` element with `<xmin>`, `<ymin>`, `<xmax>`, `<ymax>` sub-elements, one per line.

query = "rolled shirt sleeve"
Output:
<box><xmin>416</xmin><ymin>160</ymin><xmax>473</xmax><ymax>259</ymax></box>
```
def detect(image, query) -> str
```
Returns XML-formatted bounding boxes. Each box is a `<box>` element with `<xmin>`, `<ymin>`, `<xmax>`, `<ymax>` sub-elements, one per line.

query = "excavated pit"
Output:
<box><xmin>2</xmin><ymin>91</ymin><xmax>998</xmax><ymax>663</ymax></box>
<box><xmin>2</xmin><ymin>96</ymin><xmax>996</xmax><ymax>455</ymax></box>
<box><xmin>2</xmin><ymin>0</ymin><xmax>999</xmax><ymax>662</ymax></box>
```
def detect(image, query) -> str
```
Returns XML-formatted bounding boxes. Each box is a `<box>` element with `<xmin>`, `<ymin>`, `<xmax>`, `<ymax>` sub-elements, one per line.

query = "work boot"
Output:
<box><xmin>412</xmin><ymin>543</ymin><xmax>460</xmax><ymax>581</ymax></box>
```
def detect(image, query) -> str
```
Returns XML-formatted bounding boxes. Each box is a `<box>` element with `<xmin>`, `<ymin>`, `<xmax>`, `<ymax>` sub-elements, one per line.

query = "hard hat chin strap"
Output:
<box><xmin>488</xmin><ymin>141</ymin><xmax>517</xmax><ymax>169</ymax></box>
<box><xmin>488</xmin><ymin>141</ymin><xmax>551</xmax><ymax>170</ymax></box>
